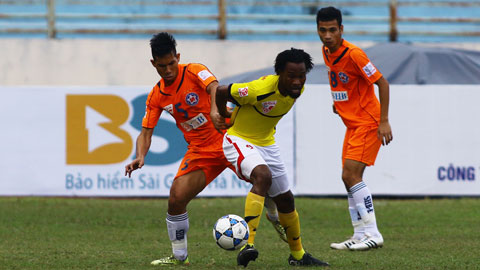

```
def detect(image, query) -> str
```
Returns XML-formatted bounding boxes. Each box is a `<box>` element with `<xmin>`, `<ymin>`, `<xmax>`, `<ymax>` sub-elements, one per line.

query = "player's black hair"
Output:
<box><xmin>150</xmin><ymin>32</ymin><xmax>177</xmax><ymax>59</ymax></box>
<box><xmin>274</xmin><ymin>48</ymin><xmax>314</xmax><ymax>75</ymax></box>
<box><xmin>316</xmin><ymin>6</ymin><xmax>342</xmax><ymax>27</ymax></box>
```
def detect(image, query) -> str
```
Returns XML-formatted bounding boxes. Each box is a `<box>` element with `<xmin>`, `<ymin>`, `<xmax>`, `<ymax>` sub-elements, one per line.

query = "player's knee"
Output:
<box><xmin>342</xmin><ymin>170</ymin><xmax>362</xmax><ymax>188</ymax></box>
<box><xmin>341</xmin><ymin>170</ymin><xmax>353</xmax><ymax>183</ymax></box>
<box><xmin>169</xmin><ymin>188</ymin><xmax>188</xmax><ymax>208</ymax></box>
<box><xmin>251</xmin><ymin>165</ymin><xmax>272</xmax><ymax>191</ymax></box>
<box><xmin>274</xmin><ymin>191</ymin><xmax>295</xmax><ymax>213</ymax></box>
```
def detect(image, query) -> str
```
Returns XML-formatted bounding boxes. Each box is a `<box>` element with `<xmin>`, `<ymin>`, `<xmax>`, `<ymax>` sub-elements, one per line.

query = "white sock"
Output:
<box><xmin>349</xmin><ymin>182</ymin><xmax>381</xmax><ymax>237</ymax></box>
<box><xmin>348</xmin><ymin>192</ymin><xmax>364</xmax><ymax>240</ymax></box>
<box><xmin>264</xmin><ymin>196</ymin><xmax>279</xmax><ymax>221</ymax></box>
<box><xmin>166</xmin><ymin>212</ymin><xmax>189</xmax><ymax>260</ymax></box>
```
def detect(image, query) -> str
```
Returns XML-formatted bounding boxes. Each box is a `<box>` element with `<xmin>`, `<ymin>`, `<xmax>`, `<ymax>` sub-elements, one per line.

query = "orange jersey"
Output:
<box><xmin>142</xmin><ymin>63</ymin><xmax>223</xmax><ymax>149</ymax></box>
<box><xmin>322</xmin><ymin>40</ymin><xmax>383</xmax><ymax>128</ymax></box>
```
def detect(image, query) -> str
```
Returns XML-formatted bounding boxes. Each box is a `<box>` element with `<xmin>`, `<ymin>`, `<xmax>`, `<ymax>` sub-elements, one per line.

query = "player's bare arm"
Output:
<box><xmin>213</xmin><ymin>85</ymin><xmax>233</xmax><ymax>128</ymax></box>
<box><xmin>125</xmin><ymin>127</ymin><xmax>154</xmax><ymax>177</ymax></box>
<box><xmin>208</xmin><ymin>81</ymin><xmax>231</xmax><ymax>131</ymax></box>
<box><xmin>375</xmin><ymin>76</ymin><xmax>393</xmax><ymax>145</ymax></box>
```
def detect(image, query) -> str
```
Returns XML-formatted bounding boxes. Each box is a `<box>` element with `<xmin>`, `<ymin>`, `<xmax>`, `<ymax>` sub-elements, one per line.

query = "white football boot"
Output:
<box><xmin>330</xmin><ymin>237</ymin><xmax>360</xmax><ymax>250</ymax></box>
<box><xmin>349</xmin><ymin>233</ymin><xmax>383</xmax><ymax>251</ymax></box>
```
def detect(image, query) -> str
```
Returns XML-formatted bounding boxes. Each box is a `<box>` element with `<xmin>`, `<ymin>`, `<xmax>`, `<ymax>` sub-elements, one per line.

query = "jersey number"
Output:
<box><xmin>175</xmin><ymin>102</ymin><xmax>189</xmax><ymax>119</ymax></box>
<box><xmin>330</xmin><ymin>71</ymin><xmax>338</xmax><ymax>88</ymax></box>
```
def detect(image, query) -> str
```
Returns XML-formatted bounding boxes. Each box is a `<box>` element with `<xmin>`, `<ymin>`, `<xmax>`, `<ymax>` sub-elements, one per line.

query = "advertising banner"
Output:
<box><xmin>295</xmin><ymin>84</ymin><xmax>480</xmax><ymax>196</ymax></box>
<box><xmin>1</xmin><ymin>85</ymin><xmax>479</xmax><ymax>196</ymax></box>
<box><xmin>0</xmin><ymin>86</ymin><xmax>294</xmax><ymax>196</ymax></box>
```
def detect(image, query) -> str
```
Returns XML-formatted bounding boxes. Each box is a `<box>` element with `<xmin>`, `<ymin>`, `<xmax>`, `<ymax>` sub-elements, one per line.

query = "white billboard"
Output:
<box><xmin>1</xmin><ymin>85</ymin><xmax>479</xmax><ymax>196</ymax></box>
<box><xmin>0</xmin><ymin>86</ymin><xmax>294</xmax><ymax>197</ymax></box>
<box><xmin>295</xmin><ymin>84</ymin><xmax>480</xmax><ymax>196</ymax></box>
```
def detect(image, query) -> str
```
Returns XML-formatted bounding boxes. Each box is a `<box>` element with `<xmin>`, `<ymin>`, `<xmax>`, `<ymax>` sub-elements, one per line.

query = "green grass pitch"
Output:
<box><xmin>1</xmin><ymin>197</ymin><xmax>479</xmax><ymax>269</ymax></box>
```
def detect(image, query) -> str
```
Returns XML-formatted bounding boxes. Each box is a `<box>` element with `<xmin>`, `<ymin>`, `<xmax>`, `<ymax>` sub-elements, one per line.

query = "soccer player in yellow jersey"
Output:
<box><xmin>213</xmin><ymin>48</ymin><xmax>329</xmax><ymax>267</ymax></box>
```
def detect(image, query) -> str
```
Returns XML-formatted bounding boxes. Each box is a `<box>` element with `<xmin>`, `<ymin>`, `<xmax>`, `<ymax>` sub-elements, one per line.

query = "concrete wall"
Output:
<box><xmin>1</xmin><ymin>38</ymin><xmax>479</xmax><ymax>86</ymax></box>
<box><xmin>0</xmin><ymin>39</ymin><xmax>369</xmax><ymax>85</ymax></box>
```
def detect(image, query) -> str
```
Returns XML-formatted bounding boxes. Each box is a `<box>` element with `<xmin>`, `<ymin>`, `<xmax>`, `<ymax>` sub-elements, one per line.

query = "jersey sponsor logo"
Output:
<box><xmin>362</xmin><ymin>62</ymin><xmax>377</xmax><ymax>77</ymax></box>
<box><xmin>185</xmin><ymin>92</ymin><xmax>199</xmax><ymax>106</ymax></box>
<box><xmin>238</xmin><ymin>87</ymin><xmax>248</xmax><ymax>97</ymax></box>
<box><xmin>331</xmin><ymin>91</ymin><xmax>349</xmax><ymax>101</ymax></box>
<box><xmin>197</xmin><ymin>70</ymin><xmax>213</xmax><ymax>81</ymax></box>
<box><xmin>338</xmin><ymin>72</ymin><xmax>349</xmax><ymax>83</ymax></box>
<box><xmin>246</xmin><ymin>145</ymin><xmax>253</xmax><ymax>149</ymax></box>
<box><xmin>180</xmin><ymin>113</ymin><xmax>208</xmax><ymax>131</ymax></box>
<box><xmin>163</xmin><ymin>104</ymin><xmax>174</xmax><ymax>115</ymax></box>
<box><xmin>262</xmin><ymin>100</ymin><xmax>277</xmax><ymax>113</ymax></box>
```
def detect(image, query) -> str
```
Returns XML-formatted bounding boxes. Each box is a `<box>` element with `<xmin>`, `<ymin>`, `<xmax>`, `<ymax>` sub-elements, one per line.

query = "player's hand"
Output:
<box><xmin>125</xmin><ymin>157</ymin><xmax>145</xmax><ymax>178</ymax></box>
<box><xmin>377</xmin><ymin>121</ymin><xmax>393</xmax><ymax>146</ymax></box>
<box><xmin>210</xmin><ymin>111</ymin><xmax>232</xmax><ymax>133</ymax></box>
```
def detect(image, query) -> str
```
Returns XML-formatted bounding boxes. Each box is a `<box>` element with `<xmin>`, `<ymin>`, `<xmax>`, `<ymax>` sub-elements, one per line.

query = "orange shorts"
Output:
<box><xmin>342</xmin><ymin>125</ymin><xmax>381</xmax><ymax>166</ymax></box>
<box><xmin>175</xmin><ymin>146</ymin><xmax>235</xmax><ymax>185</ymax></box>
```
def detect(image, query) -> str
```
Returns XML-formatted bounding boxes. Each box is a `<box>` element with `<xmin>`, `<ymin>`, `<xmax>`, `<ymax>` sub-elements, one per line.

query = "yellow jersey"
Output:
<box><xmin>227</xmin><ymin>75</ymin><xmax>303</xmax><ymax>146</ymax></box>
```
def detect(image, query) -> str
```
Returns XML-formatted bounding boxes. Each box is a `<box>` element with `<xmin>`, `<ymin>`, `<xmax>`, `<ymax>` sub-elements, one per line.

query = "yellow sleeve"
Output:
<box><xmin>229</xmin><ymin>82</ymin><xmax>258</xmax><ymax>106</ymax></box>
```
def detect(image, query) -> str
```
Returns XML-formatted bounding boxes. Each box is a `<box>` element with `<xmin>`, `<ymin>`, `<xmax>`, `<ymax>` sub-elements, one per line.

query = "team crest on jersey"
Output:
<box><xmin>238</xmin><ymin>87</ymin><xmax>249</xmax><ymax>97</ymax></box>
<box><xmin>163</xmin><ymin>104</ymin><xmax>174</xmax><ymax>115</ymax></box>
<box><xmin>338</xmin><ymin>72</ymin><xmax>349</xmax><ymax>83</ymax></box>
<box><xmin>262</xmin><ymin>100</ymin><xmax>277</xmax><ymax>113</ymax></box>
<box><xmin>185</xmin><ymin>92</ymin><xmax>199</xmax><ymax>106</ymax></box>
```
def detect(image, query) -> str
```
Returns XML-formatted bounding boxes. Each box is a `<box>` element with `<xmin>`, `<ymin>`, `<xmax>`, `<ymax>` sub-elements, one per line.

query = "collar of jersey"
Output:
<box><xmin>160</xmin><ymin>64</ymin><xmax>185</xmax><ymax>93</ymax></box>
<box><xmin>326</xmin><ymin>39</ymin><xmax>347</xmax><ymax>57</ymax></box>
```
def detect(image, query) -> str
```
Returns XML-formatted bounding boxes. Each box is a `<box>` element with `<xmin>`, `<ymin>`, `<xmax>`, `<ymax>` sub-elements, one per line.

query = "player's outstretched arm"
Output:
<box><xmin>125</xmin><ymin>127</ymin><xmax>154</xmax><ymax>177</ymax></box>
<box><xmin>375</xmin><ymin>76</ymin><xmax>393</xmax><ymax>145</ymax></box>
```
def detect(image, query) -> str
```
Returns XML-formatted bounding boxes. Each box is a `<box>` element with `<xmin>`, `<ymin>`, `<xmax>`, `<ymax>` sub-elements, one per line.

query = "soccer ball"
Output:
<box><xmin>212</xmin><ymin>214</ymin><xmax>249</xmax><ymax>250</ymax></box>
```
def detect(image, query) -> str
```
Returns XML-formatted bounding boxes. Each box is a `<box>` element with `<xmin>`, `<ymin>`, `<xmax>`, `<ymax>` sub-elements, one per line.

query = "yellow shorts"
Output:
<box><xmin>342</xmin><ymin>126</ymin><xmax>382</xmax><ymax>166</ymax></box>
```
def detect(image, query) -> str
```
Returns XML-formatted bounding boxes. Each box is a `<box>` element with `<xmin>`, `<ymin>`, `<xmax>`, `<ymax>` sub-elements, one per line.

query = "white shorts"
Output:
<box><xmin>223</xmin><ymin>133</ymin><xmax>290</xmax><ymax>197</ymax></box>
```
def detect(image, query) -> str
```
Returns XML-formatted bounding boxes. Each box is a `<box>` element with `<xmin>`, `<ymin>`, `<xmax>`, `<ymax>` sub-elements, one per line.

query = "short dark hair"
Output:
<box><xmin>150</xmin><ymin>32</ymin><xmax>177</xmax><ymax>59</ymax></box>
<box><xmin>274</xmin><ymin>48</ymin><xmax>314</xmax><ymax>75</ymax></box>
<box><xmin>316</xmin><ymin>6</ymin><xmax>342</xmax><ymax>27</ymax></box>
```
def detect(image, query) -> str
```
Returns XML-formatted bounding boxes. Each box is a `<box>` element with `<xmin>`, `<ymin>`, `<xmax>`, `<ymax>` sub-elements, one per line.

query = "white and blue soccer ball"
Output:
<box><xmin>213</xmin><ymin>214</ymin><xmax>249</xmax><ymax>250</ymax></box>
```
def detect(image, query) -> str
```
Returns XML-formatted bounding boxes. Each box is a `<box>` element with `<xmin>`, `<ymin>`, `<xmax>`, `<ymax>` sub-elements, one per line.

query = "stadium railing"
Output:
<box><xmin>0</xmin><ymin>0</ymin><xmax>479</xmax><ymax>41</ymax></box>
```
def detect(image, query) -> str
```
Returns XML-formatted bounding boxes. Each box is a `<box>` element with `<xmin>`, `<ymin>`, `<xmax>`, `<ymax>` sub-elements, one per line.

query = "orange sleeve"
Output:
<box><xmin>350</xmin><ymin>48</ymin><xmax>383</xmax><ymax>85</ymax></box>
<box><xmin>187</xmin><ymin>63</ymin><xmax>217</xmax><ymax>89</ymax></box>
<box><xmin>142</xmin><ymin>85</ymin><xmax>163</xmax><ymax>128</ymax></box>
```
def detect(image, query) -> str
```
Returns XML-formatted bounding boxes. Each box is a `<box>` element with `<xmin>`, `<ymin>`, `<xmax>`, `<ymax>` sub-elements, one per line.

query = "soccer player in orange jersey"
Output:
<box><xmin>124</xmin><ymin>32</ymin><xmax>231</xmax><ymax>266</ymax></box>
<box><xmin>316</xmin><ymin>7</ymin><xmax>393</xmax><ymax>251</ymax></box>
<box><xmin>124</xmin><ymin>32</ymin><xmax>284</xmax><ymax>266</ymax></box>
